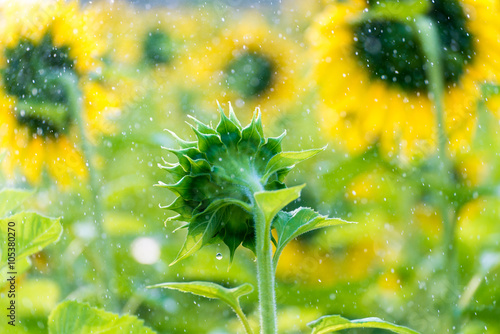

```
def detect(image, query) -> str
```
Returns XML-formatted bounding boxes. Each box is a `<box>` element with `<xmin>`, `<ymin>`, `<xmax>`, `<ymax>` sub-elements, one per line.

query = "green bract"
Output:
<box><xmin>158</xmin><ymin>104</ymin><xmax>322</xmax><ymax>264</ymax></box>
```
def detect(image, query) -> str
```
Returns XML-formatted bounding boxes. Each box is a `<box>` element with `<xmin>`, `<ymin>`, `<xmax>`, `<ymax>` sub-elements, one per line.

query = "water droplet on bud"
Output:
<box><xmin>216</xmin><ymin>253</ymin><xmax>223</xmax><ymax>260</ymax></box>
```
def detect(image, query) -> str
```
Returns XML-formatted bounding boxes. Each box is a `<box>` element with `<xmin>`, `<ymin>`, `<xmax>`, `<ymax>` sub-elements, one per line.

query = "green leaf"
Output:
<box><xmin>262</xmin><ymin>147</ymin><xmax>326</xmax><ymax>183</ymax></box>
<box><xmin>163</xmin><ymin>129</ymin><xmax>197</xmax><ymax>149</ymax></box>
<box><xmin>160</xmin><ymin>197</ymin><xmax>194</xmax><ymax>221</ymax></box>
<box><xmin>239</xmin><ymin>114</ymin><xmax>264</xmax><ymax>155</ymax></box>
<box><xmin>166</xmin><ymin>147</ymin><xmax>206</xmax><ymax>171</ymax></box>
<box><xmin>187</xmin><ymin>115</ymin><xmax>218</xmax><ymax>135</ymax></box>
<box><xmin>264</xmin><ymin>180</ymin><xmax>286</xmax><ymax>191</ymax></box>
<box><xmin>227</xmin><ymin>102</ymin><xmax>243</xmax><ymax>129</ymax></box>
<box><xmin>147</xmin><ymin>281</ymin><xmax>253</xmax><ymax>334</ymax></box>
<box><xmin>273</xmin><ymin>208</ymin><xmax>354</xmax><ymax>266</ymax></box>
<box><xmin>148</xmin><ymin>281</ymin><xmax>253</xmax><ymax>307</ymax></box>
<box><xmin>170</xmin><ymin>210</ymin><xmax>222</xmax><ymax>266</ymax></box>
<box><xmin>216</xmin><ymin>104</ymin><xmax>241</xmax><ymax>147</ymax></box>
<box><xmin>223</xmin><ymin>231</ymin><xmax>243</xmax><ymax>264</ymax></box>
<box><xmin>258</xmin><ymin>131</ymin><xmax>286</xmax><ymax>160</ymax></box>
<box><xmin>48</xmin><ymin>300</ymin><xmax>155</xmax><ymax>334</ymax></box>
<box><xmin>254</xmin><ymin>184</ymin><xmax>305</xmax><ymax>226</ymax></box>
<box><xmin>0</xmin><ymin>188</ymin><xmax>32</xmax><ymax>218</ymax></box>
<box><xmin>158</xmin><ymin>174</ymin><xmax>216</xmax><ymax>201</ymax></box>
<box><xmin>191</xmin><ymin>128</ymin><xmax>225</xmax><ymax>162</ymax></box>
<box><xmin>170</xmin><ymin>197</ymin><xmax>253</xmax><ymax>265</ymax></box>
<box><xmin>194</xmin><ymin>197</ymin><xmax>252</xmax><ymax>217</ymax></box>
<box><xmin>185</xmin><ymin>156</ymin><xmax>212</xmax><ymax>174</ymax></box>
<box><xmin>0</xmin><ymin>212</ymin><xmax>62</xmax><ymax>288</ymax></box>
<box><xmin>158</xmin><ymin>162</ymin><xmax>186</xmax><ymax>180</ymax></box>
<box><xmin>308</xmin><ymin>315</ymin><xmax>420</xmax><ymax>334</ymax></box>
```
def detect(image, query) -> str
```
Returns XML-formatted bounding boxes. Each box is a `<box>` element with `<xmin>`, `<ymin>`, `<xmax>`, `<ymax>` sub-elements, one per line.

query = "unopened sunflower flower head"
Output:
<box><xmin>158</xmin><ymin>103</ymin><xmax>322</xmax><ymax>264</ymax></box>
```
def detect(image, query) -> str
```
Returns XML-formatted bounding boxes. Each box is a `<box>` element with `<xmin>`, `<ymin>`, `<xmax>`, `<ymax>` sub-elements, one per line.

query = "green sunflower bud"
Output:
<box><xmin>158</xmin><ymin>104</ymin><xmax>323</xmax><ymax>265</ymax></box>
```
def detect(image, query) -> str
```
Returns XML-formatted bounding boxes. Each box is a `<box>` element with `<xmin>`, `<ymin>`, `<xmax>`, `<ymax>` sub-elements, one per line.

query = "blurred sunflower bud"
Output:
<box><xmin>158</xmin><ymin>104</ymin><xmax>320</xmax><ymax>264</ymax></box>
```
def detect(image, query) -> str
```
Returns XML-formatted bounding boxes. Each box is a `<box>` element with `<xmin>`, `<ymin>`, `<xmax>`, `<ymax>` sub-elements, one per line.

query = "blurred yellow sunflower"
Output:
<box><xmin>308</xmin><ymin>0</ymin><xmax>500</xmax><ymax>160</ymax></box>
<box><xmin>192</xmin><ymin>13</ymin><xmax>305</xmax><ymax>121</ymax></box>
<box><xmin>275</xmin><ymin>237</ymin><xmax>379</xmax><ymax>285</ymax></box>
<box><xmin>0</xmin><ymin>1</ymin><xmax>119</xmax><ymax>187</ymax></box>
<box><xmin>89</xmin><ymin>1</ymin><xmax>216</xmax><ymax>122</ymax></box>
<box><xmin>280</xmin><ymin>0</ymin><xmax>325</xmax><ymax>33</ymax></box>
<box><xmin>90</xmin><ymin>1</ymin><xmax>209</xmax><ymax>68</ymax></box>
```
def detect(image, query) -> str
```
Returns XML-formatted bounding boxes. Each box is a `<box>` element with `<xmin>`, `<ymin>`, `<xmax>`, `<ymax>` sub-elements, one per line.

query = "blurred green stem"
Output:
<box><xmin>234</xmin><ymin>304</ymin><xmax>254</xmax><ymax>334</ymax></box>
<box><xmin>253</xmin><ymin>199</ymin><xmax>277</xmax><ymax>334</ymax></box>
<box><xmin>414</xmin><ymin>17</ymin><xmax>459</xmax><ymax>332</ymax></box>
<box><xmin>58</xmin><ymin>74</ymin><xmax>117</xmax><ymax>311</ymax></box>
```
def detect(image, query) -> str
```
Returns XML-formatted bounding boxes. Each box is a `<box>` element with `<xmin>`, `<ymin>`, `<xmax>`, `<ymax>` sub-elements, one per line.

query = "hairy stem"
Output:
<box><xmin>254</xmin><ymin>202</ymin><xmax>277</xmax><ymax>334</ymax></box>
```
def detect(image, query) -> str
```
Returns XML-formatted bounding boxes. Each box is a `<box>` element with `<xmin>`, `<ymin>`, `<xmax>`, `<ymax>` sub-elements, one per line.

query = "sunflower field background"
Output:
<box><xmin>0</xmin><ymin>0</ymin><xmax>499</xmax><ymax>333</ymax></box>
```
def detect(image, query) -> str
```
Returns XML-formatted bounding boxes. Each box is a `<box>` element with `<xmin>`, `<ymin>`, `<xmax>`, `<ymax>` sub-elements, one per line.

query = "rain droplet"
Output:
<box><xmin>216</xmin><ymin>253</ymin><xmax>223</xmax><ymax>260</ymax></box>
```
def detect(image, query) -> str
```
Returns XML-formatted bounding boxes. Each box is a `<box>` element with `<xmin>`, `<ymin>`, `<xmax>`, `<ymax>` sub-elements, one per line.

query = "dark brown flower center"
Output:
<box><xmin>353</xmin><ymin>0</ymin><xmax>474</xmax><ymax>93</ymax></box>
<box><xmin>3</xmin><ymin>33</ymin><xmax>76</xmax><ymax>137</ymax></box>
<box><xmin>225</xmin><ymin>51</ymin><xmax>274</xmax><ymax>98</ymax></box>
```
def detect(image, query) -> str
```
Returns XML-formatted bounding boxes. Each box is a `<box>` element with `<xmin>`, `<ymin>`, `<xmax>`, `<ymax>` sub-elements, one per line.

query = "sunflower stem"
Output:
<box><xmin>253</xmin><ymin>199</ymin><xmax>277</xmax><ymax>334</ymax></box>
<box><xmin>414</xmin><ymin>16</ymin><xmax>460</xmax><ymax>333</ymax></box>
<box><xmin>58</xmin><ymin>74</ymin><xmax>117</xmax><ymax>311</ymax></box>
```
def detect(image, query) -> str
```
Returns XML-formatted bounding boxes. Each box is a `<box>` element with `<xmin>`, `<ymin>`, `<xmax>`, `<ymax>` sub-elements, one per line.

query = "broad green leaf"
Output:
<box><xmin>0</xmin><ymin>188</ymin><xmax>32</xmax><ymax>218</ymax></box>
<box><xmin>308</xmin><ymin>315</ymin><xmax>420</xmax><ymax>334</ymax></box>
<box><xmin>273</xmin><ymin>208</ymin><xmax>354</xmax><ymax>267</ymax></box>
<box><xmin>147</xmin><ymin>281</ymin><xmax>253</xmax><ymax>307</ymax></box>
<box><xmin>262</xmin><ymin>147</ymin><xmax>326</xmax><ymax>183</ymax></box>
<box><xmin>0</xmin><ymin>212</ymin><xmax>62</xmax><ymax>287</ymax></box>
<box><xmin>254</xmin><ymin>184</ymin><xmax>305</xmax><ymax>226</ymax></box>
<box><xmin>48</xmin><ymin>300</ymin><xmax>155</xmax><ymax>334</ymax></box>
<box><xmin>147</xmin><ymin>281</ymin><xmax>253</xmax><ymax>334</ymax></box>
